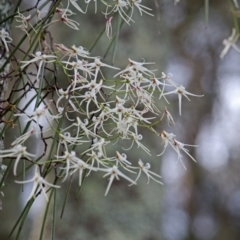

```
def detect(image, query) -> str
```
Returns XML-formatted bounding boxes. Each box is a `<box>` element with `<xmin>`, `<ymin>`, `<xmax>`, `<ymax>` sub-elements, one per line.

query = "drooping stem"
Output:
<box><xmin>0</xmin><ymin>0</ymin><xmax>12</xmax><ymax>210</ymax></box>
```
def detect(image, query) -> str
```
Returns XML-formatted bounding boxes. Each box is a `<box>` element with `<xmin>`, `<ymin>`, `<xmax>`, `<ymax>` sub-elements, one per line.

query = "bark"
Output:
<box><xmin>0</xmin><ymin>0</ymin><xmax>12</xmax><ymax>210</ymax></box>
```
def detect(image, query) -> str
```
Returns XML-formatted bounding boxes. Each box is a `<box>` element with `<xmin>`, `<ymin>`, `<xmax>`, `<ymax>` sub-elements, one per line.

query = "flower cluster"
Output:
<box><xmin>0</xmin><ymin>1</ymin><xmax>204</xmax><ymax>203</ymax></box>
<box><xmin>2</xmin><ymin>45</ymin><xmax>202</xmax><ymax>199</ymax></box>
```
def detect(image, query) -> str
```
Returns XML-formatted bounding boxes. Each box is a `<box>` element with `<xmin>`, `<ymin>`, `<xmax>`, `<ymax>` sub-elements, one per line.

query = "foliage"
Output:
<box><xmin>0</xmin><ymin>0</ymin><xmax>239</xmax><ymax>239</ymax></box>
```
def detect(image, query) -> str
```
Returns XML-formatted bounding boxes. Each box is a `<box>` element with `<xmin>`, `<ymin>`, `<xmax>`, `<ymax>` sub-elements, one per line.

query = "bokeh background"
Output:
<box><xmin>1</xmin><ymin>0</ymin><xmax>240</xmax><ymax>239</ymax></box>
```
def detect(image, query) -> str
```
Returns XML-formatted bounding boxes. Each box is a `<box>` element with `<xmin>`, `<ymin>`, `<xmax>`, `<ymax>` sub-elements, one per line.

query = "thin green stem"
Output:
<box><xmin>51</xmin><ymin>189</ymin><xmax>57</xmax><ymax>240</ymax></box>
<box><xmin>39</xmin><ymin>189</ymin><xmax>54</xmax><ymax>240</ymax></box>
<box><xmin>7</xmin><ymin>198</ymin><xmax>34</xmax><ymax>240</ymax></box>
<box><xmin>112</xmin><ymin>14</ymin><xmax>121</xmax><ymax>65</ymax></box>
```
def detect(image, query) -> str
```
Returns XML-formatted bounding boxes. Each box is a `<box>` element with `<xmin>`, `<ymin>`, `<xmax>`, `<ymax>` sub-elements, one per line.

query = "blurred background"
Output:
<box><xmin>1</xmin><ymin>0</ymin><xmax>240</xmax><ymax>239</ymax></box>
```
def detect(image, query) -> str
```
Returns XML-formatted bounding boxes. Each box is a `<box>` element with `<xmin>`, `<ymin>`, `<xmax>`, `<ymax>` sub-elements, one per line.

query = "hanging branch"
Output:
<box><xmin>0</xmin><ymin>0</ymin><xmax>12</xmax><ymax>210</ymax></box>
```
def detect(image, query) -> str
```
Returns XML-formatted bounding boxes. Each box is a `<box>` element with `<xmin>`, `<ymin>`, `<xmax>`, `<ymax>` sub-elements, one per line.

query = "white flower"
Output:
<box><xmin>60</xmin><ymin>11</ymin><xmax>80</xmax><ymax>30</ymax></box>
<box><xmin>130</xmin><ymin>0</ymin><xmax>154</xmax><ymax>17</ymax></box>
<box><xmin>15</xmin><ymin>9</ymin><xmax>32</xmax><ymax>35</ymax></box>
<box><xmin>57</xmin><ymin>132</ymin><xmax>89</xmax><ymax>154</ymax></box>
<box><xmin>83</xmin><ymin>137</ymin><xmax>110</xmax><ymax>158</ymax></box>
<box><xmin>0</xmin><ymin>29</ymin><xmax>12</xmax><ymax>52</ymax></box>
<box><xmin>88</xmin><ymin>58</ymin><xmax>120</xmax><ymax>81</ymax></box>
<box><xmin>67</xmin><ymin>158</ymin><xmax>96</xmax><ymax>186</ymax></box>
<box><xmin>20</xmin><ymin>51</ymin><xmax>56</xmax><ymax>80</ymax></box>
<box><xmin>135</xmin><ymin>88</ymin><xmax>158</xmax><ymax>113</ymax></box>
<box><xmin>71</xmin><ymin>45</ymin><xmax>92</xmax><ymax>59</ymax></box>
<box><xmin>56</xmin><ymin>85</ymin><xmax>80</xmax><ymax>112</ymax></box>
<box><xmin>220</xmin><ymin>28</ymin><xmax>240</xmax><ymax>58</ymax></box>
<box><xmin>85</xmin><ymin>0</ymin><xmax>98</xmax><ymax>13</ymax></box>
<box><xmin>92</xmin><ymin>109</ymin><xmax>110</xmax><ymax>135</ymax></box>
<box><xmin>129</xmin><ymin>159</ymin><xmax>163</xmax><ymax>185</ymax></box>
<box><xmin>106</xmin><ymin>16</ymin><xmax>113</xmax><ymax>39</ymax></box>
<box><xmin>55</xmin><ymin>43</ymin><xmax>73</xmax><ymax>55</ymax></box>
<box><xmin>15</xmin><ymin>105</ymin><xmax>61</xmax><ymax>125</ymax></box>
<box><xmin>104</xmin><ymin>0</ymin><xmax>132</xmax><ymax>24</ymax></box>
<box><xmin>172</xmin><ymin>138</ymin><xmax>197</xmax><ymax>170</ymax></box>
<box><xmin>157</xmin><ymin>130</ymin><xmax>176</xmax><ymax>156</ymax></box>
<box><xmin>123</xmin><ymin>132</ymin><xmax>151</xmax><ymax>155</ymax></box>
<box><xmin>72</xmin><ymin>117</ymin><xmax>96</xmax><ymax>139</ymax></box>
<box><xmin>11</xmin><ymin>127</ymin><xmax>36</xmax><ymax>146</ymax></box>
<box><xmin>15</xmin><ymin>166</ymin><xmax>60</xmax><ymax>201</ymax></box>
<box><xmin>161</xmin><ymin>72</ymin><xmax>178</xmax><ymax>87</ymax></box>
<box><xmin>56</xmin><ymin>7</ymin><xmax>75</xmax><ymax>16</ymax></box>
<box><xmin>157</xmin><ymin>131</ymin><xmax>197</xmax><ymax>169</ymax></box>
<box><xmin>109</xmin><ymin>151</ymin><xmax>136</xmax><ymax>173</ymax></box>
<box><xmin>148</xmin><ymin>76</ymin><xmax>169</xmax><ymax>99</ymax></box>
<box><xmin>163</xmin><ymin>85</ymin><xmax>203</xmax><ymax>115</ymax></box>
<box><xmin>61</xmin><ymin>60</ymin><xmax>93</xmax><ymax>88</ymax></box>
<box><xmin>58</xmin><ymin>132</ymin><xmax>75</xmax><ymax>149</ymax></box>
<box><xmin>131</xmin><ymin>107</ymin><xmax>155</xmax><ymax>124</ymax></box>
<box><xmin>69</xmin><ymin>0</ymin><xmax>87</xmax><ymax>14</ymax></box>
<box><xmin>160</xmin><ymin>107</ymin><xmax>175</xmax><ymax>126</ymax></box>
<box><xmin>91</xmin><ymin>137</ymin><xmax>110</xmax><ymax>157</ymax></box>
<box><xmin>99</xmin><ymin>165</ymin><xmax>136</xmax><ymax>196</ymax></box>
<box><xmin>115</xmin><ymin>117</ymin><xmax>131</xmax><ymax>138</ymax></box>
<box><xmin>0</xmin><ymin>144</ymin><xmax>35</xmax><ymax>176</ymax></box>
<box><xmin>56</xmin><ymin>150</ymin><xmax>79</xmax><ymax>182</ymax></box>
<box><xmin>86</xmin><ymin>151</ymin><xmax>109</xmax><ymax>169</ymax></box>
<box><xmin>108</xmin><ymin>100</ymin><xmax>129</xmax><ymax>122</ymax></box>
<box><xmin>114</xmin><ymin>58</ymin><xmax>156</xmax><ymax>77</ymax></box>
<box><xmin>74</xmin><ymin>90</ymin><xmax>100</xmax><ymax>118</ymax></box>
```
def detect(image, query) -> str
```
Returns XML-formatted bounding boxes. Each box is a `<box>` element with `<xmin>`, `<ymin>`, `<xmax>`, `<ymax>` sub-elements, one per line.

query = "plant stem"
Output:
<box><xmin>0</xmin><ymin>0</ymin><xmax>12</xmax><ymax>211</ymax></box>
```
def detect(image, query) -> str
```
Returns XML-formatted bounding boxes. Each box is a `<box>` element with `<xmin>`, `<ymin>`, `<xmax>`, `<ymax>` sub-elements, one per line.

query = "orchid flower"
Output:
<box><xmin>20</xmin><ymin>51</ymin><xmax>56</xmax><ymax>80</ymax></box>
<box><xmin>65</xmin><ymin>158</ymin><xmax>96</xmax><ymax>186</ymax></box>
<box><xmin>109</xmin><ymin>151</ymin><xmax>136</xmax><ymax>173</ymax></box>
<box><xmin>15</xmin><ymin>166</ymin><xmax>60</xmax><ymax>201</ymax></box>
<box><xmin>0</xmin><ymin>144</ymin><xmax>35</xmax><ymax>176</ymax></box>
<box><xmin>15</xmin><ymin>105</ymin><xmax>61</xmax><ymax>125</ymax></box>
<box><xmin>129</xmin><ymin>159</ymin><xmax>163</xmax><ymax>185</ymax></box>
<box><xmin>106</xmin><ymin>16</ymin><xmax>113</xmax><ymax>39</ymax></box>
<box><xmin>172</xmin><ymin>138</ymin><xmax>198</xmax><ymax>170</ymax></box>
<box><xmin>157</xmin><ymin>130</ymin><xmax>176</xmax><ymax>156</ymax></box>
<box><xmin>86</xmin><ymin>151</ymin><xmax>109</xmax><ymax>170</ymax></box>
<box><xmin>60</xmin><ymin>12</ymin><xmax>80</xmax><ymax>30</ymax></box>
<box><xmin>160</xmin><ymin>107</ymin><xmax>175</xmax><ymax>126</ymax></box>
<box><xmin>104</xmin><ymin>0</ymin><xmax>132</xmax><ymax>25</ymax></box>
<box><xmin>69</xmin><ymin>0</ymin><xmax>87</xmax><ymax>14</ymax></box>
<box><xmin>163</xmin><ymin>85</ymin><xmax>204</xmax><ymax>115</ymax></box>
<box><xmin>15</xmin><ymin>9</ymin><xmax>32</xmax><ymax>36</ymax></box>
<box><xmin>220</xmin><ymin>28</ymin><xmax>240</xmax><ymax>58</ymax></box>
<box><xmin>123</xmin><ymin>132</ymin><xmax>151</xmax><ymax>156</ymax></box>
<box><xmin>0</xmin><ymin>29</ymin><xmax>12</xmax><ymax>52</ymax></box>
<box><xmin>130</xmin><ymin>0</ymin><xmax>154</xmax><ymax>17</ymax></box>
<box><xmin>55</xmin><ymin>150</ymin><xmax>79</xmax><ymax>182</ymax></box>
<box><xmin>99</xmin><ymin>165</ymin><xmax>136</xmax><ymax>196</ymax></box>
